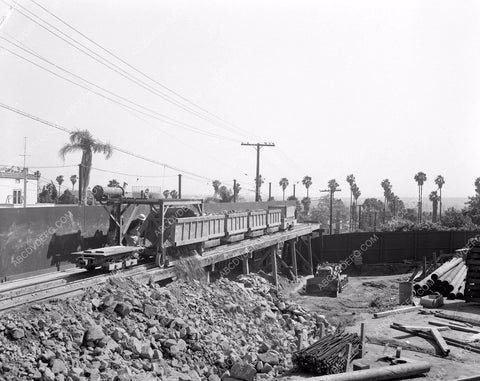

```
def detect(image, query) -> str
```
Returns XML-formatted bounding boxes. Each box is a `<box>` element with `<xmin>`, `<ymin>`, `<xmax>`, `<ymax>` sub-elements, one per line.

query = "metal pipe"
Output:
<box><xmin>430</xmin><ymin>257</ymin><xmax>462</xmax><ymax>281</ymax></box>
<box><xmin>306</xmin><ymin>360</ymin><xmax>431</xmax><ymax>381</ymax></box>
<box><xmin>442</xmin><ymin>262</ymin><xmax>465</xmax><ymax>288</ymax></box>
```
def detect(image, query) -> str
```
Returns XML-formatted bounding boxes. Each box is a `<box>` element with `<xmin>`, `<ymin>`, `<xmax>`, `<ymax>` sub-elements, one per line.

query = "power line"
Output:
<box><xmin>4</xmin><ymin>0</ymin><xmax>255</xmax><ymax>141</ymax></box>
<box><xmin>0</xmin><ymin>37</ymin><xmax>238</xmax><ymax>142</ymax></box>
<box><xmin>27</xmin><ymin>0</ymin><xmax>264</xmax><ymax>142</ymax></box>
<box><xmin>0</xmin><ymin>101</ymin><xmax>213</xmax><ymax>181</ymax></box>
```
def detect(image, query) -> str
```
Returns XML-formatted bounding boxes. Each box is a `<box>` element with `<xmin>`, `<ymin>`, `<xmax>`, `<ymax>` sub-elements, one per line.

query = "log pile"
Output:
<box><xmin>293</xmin><ymin>333</ymin><xmax>361</xmax><ymax>375</ymax></box>
<box><xmin>413</xmin><ymin>256</ymin><xmax>468</xmax><ymax>299</ymax></box>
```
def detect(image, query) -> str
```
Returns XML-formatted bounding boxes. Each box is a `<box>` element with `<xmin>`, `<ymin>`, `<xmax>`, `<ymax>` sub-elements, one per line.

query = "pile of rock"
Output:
<box><xmin>0</xmin><ymin>273</ymin><xmax>330</xmax><ymax>381</ymax></box>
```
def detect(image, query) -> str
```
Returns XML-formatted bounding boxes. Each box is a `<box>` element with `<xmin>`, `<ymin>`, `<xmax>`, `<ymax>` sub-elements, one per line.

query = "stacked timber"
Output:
<box><xmin>413</xmin><ymin>256</ymin><xmax>468</xmax><ymax>300</ymax></box>
<box><xmin>465</xmin><ymin>241</ymin><xmax>480</xmax><ymax>303</ymax></box>
<box><xmin>293</xmin><ymin>333</ymin><xmax>361</xmax><ymax>375</ymax></box>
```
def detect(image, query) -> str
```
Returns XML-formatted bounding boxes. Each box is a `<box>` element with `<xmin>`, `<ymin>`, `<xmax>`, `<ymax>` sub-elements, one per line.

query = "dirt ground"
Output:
<box><xmin>278</xmin><ymin>273</ymin><xmax>480</xmax><ymax>380</ymax></box>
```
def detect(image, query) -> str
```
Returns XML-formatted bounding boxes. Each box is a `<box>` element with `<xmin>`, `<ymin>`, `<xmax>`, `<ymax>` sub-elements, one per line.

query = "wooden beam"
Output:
<box><xmin>345</xmin><ymin>343</ymin><xmax>352</xmax><ymax>372</ymax></box>
<box><xmin>291</xmin><ymin>239</ymin><xmax>298</xmax><ymax>281</ymax></box>
<box><xmin>242</xmin><ymin>256</ymin><xmax>250</xmax><ymax>274</ymax></box>
<box><xmin>307</xmin><ymin>235</ymin><xmax>314</xmax><ymax>275</ymax></box>
<box><xmin>373</xmin><ymin>305</ymin><xmax>423</xmax><ymax>318</ymax></box>
<box><xmin>271</xmin><ymin>245</ymin><xmax>278</xmax><ymax>287</ymax></box>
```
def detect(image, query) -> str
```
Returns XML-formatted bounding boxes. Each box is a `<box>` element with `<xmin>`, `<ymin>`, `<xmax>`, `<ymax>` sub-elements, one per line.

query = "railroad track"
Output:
<box><xmin>0</xmin><ymin>263</ymin><xmax>161</xmax><ymax>313</ymax></box>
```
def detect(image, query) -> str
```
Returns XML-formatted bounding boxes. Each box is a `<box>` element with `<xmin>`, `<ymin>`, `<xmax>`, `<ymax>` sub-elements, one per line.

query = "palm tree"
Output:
<box><xmin>70</xmin><ymin>174</ymin><xmax>78</xmax><ymax>191</ymax></box>
<box><xmin>429</xmin><ymin>190</ymin><xmax>439</xmax><ymax>223</ymax></box>
<box><xmin>170</xmin><ymin>189</ymin><xmax>178</xmax><ymax>199</ymax></box>
<box><xmin>212</xmin><ymin>180</ymin><xmax>221</xmax><ymax>198</ymax></box>
<box><xmin>302</xmin><ymin>176</ymin><xmax>313</xmax><ymax>198</ymax></box>
<box><xmin>59</xmin><ymin>130</ymin><xmax>113</xmax><ymax>203</ymax></box>
<box><xmin>56</xmin><ymin>175</ymin><xmax>64</xmax><ymax>195</ymax></box>
<box><xmin>434</xmin><ymin>175</ymin><xmax>445</xmax><ymax>222</ymax></box>
<box><xmin>327</xmin><ymin>179</ymin><xmax>339</xmax><ymax>234</ymax></box>
<box><xmin>279</xmin><ymin>178</ymin><xmax>289</xmax><ymax>201</ymax></box>
<box><xmin>414</xmin><ymin>172</ymin><xmax>427</xmax><ymax>223</ymax></box>
<box><xmin>352</xmin><ymin>184</ymin><xmax>360</xmax><ymax>228</ymax></box>
<box><xmin>346</xmin><ymin>174</ymin><xmax>356</xmax><ymax>231</ymax></box>
<box><xmin>163</xmin><ymin>189</ymin><xmax>170</xmax><ymax>199</ymax></box>
<box><xmin>380</xmin><ymin>179</ymin><xmax>392</xmax><ymax>223</ymax></box>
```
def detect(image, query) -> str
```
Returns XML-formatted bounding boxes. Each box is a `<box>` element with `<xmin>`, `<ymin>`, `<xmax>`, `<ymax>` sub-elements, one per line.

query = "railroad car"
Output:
<box><xmin>70</xmin><ymin>186</ymin><xmax>297</xmax><ymax>270</ymax></box>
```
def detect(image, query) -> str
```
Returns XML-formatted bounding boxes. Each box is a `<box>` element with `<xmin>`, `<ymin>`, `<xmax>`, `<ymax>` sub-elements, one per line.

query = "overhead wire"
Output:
<box><xmin>3</xmin><ymin>0</ymin><xmax>255</xmax><ymax>142</ymax></box>
<box><xmin>0</xmin><ymin>36</ymin><xmax>238</xmax><ymax>142</ymax></box>
<box><xmin>26</xmin><ymin>0</ymin><xmax>265</xmax><ymax>142</ymax></box>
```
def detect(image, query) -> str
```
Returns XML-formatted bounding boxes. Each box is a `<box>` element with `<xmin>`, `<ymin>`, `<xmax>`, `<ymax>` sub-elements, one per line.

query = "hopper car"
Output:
<box><xmin>70</xmin><ymin>185</ymin><xmax>296</xmax><ymax>271</ymax></box>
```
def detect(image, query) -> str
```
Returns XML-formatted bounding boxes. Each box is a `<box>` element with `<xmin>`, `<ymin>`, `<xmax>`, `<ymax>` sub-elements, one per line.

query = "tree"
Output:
<box><xmin>414</xmin><ymin>172</ymin><xmax>427</xmax><ymax>223</ymax></box>
<box><xmin>352</xmin><ymin>185</ymin><xmax>361</xmax><ymax>229</ymax></box>
<box><xmin>59</xmin><ymin>129</ymin><xmax>113</xmax><ymax>203</ymax></box>
<box><xmin>429</xmin><ymin>190</ymin><xmax>439</xmax><ymax>223</ymax></box>
<box><xmin>163</xmin><ymin>190</ymin><xmax>170</xmax><ymax>199</ymax></box>
<box><xmin>302</xmin><ymin>176</ymin><xmax>312</xmax><ymax>198</ymax></box>
<box><xmin>108</xmin><ymin>179</ymin><xmax>120</xmax><ymax>187</ymax></box>
<box><xmin>170</xmin><ymin>190</ymin><xmax>178</xmax><ymax>199</ymax></box>
<box><xmin>38</xmin><ymin>182</ymin><xmax>58</xmax><ymax>203</ymax></box>
<box><xmin>218</xmin><ymin>185</ymin><xmax>234</xmax><ymax>202</ymax></box>
<box><xmin>279</xmin><ymin>178</ymin><xmax>289</xmax><ymax>201</ymax></box>
<box><xmin>380</xmin><ymin>179</ymin><xmax>392</xmax><ymax>223</ymax></box>
<box><xmin>58</xmin><ymin>189</ymin><xmax>78</xmax><ymax>204</ymax></box>
<box><xmin>464</xmin><ymin>177</ymin><xmax>480</xmax><ymax>225</ymax></box>
<box><xmin>70</xmin><ymin>174</ymin><xmax>78</xmax><ymax>191</ymax></box>
<box><xmin>233</xmin><ymin>182</ymin><xmax>241</xmax><ymax>201</ymax></box>
<box><xmin>56</xmin><ymin>175</ymin><xmax>64</xmax><ymax>195</ymax></box>
<box><xmin>346</xmin><ymin>174</ymin><xmax>356</xmax><ymax>231</ymax></box>
<box><xmin>434</xmin><ymin>175</ymin><xmax>445</xmax><ymax>221</ymax></box>
<box><xmin>301</xmin><ymin>197</ymin><xmax>311</xmax><ymax>215</ymax></box>
<box><xmin>212</xmin><ymin>180</ymin><xmax>221</xmax><ymax>198</ymax></box>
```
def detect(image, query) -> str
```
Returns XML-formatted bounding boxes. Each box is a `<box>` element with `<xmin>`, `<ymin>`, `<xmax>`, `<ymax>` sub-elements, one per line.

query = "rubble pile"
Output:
<box><xmin>0</xmin><ymin>274</ymin><xmax>330</xmax><ymax>381</ymax></box>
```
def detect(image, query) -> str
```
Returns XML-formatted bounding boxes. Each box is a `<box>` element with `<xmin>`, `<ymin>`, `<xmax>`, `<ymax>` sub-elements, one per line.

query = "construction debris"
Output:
<box><xmin>292</xmin><ymin>333</ymin><xmax>361</xmax><ymax>375</ymax></box>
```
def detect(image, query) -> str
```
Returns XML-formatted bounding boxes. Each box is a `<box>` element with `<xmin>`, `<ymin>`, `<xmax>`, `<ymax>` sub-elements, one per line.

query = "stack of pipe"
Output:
<box><xmin>413</xmin><ymin>256</ymin><xmax>467</xmax><ymax>299</ymax></box>
<box><xmin>293</xmin><ymin>333</ymin><xmax>361</xmax><ymax>375</ymax></box>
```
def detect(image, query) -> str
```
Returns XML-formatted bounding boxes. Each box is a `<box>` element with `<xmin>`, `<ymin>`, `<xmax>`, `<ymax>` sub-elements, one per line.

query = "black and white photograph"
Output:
<box><xmin>1</xmin><ymin>1</ymin><xmax>480</xmax><ymax>380</ymax></box>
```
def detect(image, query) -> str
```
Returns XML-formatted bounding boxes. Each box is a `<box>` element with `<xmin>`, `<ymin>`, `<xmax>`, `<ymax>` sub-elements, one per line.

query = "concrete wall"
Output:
<box><xmin>313</xmin><ymin>231</ymin><xmax>478</xmax><ymax>264</ymax></box>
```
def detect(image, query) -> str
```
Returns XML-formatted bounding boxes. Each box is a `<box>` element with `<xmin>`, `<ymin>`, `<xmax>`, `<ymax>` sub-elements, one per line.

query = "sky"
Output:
<box><xmin>1</xmin><ymin>0</ymin><xmax>479</xmax><ymax>201</ymax></box>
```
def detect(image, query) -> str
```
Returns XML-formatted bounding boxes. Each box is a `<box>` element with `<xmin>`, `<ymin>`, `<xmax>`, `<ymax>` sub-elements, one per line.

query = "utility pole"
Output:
<box><xmin>19</xmin><ymin>137</ymin><xmax>30</xmax><ymax>208</ymax></box>
<box><xmin>241</xmin><ymin>142</ymin><xmax>275</xmax><ymax>202</ymax></box>
<box><xmin>293</xmin><ymin>184</ymin><xmax>296</xmax><ymax>199</ymax></box>
<box><xmin>233</xmin><ymin>179</ymin><xmax>237</xmax><ymax>203</ymax></box>
<box><xmin>178</xmin><ymin>174</ymin><xmax>182</xmax><ymax>199</ymax></box>
<box><xmin>268</xmin><ymin>182</ymin><xmax>272</xmax><ymax>201</ymax></box>
<box><xmin>320</xmin><ymin>187</ymin><xmax>341</xmax><ymax>235</ymax></box>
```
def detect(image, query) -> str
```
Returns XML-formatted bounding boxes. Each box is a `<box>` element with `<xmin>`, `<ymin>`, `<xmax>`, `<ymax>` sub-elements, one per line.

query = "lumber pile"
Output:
<box><xmin>293</xmin><ymin>333</ymin><xmax>361</xmax><ymax>375</ymax></box>
<box><xmin>413</xmin><ymin>256</ymin><xmax>468</xmax><ymax>299</ymax></box>
<box><xmin>465</xmin><ymin>240</ymin><xmax>480</xmax><ymax>303</ymax></box>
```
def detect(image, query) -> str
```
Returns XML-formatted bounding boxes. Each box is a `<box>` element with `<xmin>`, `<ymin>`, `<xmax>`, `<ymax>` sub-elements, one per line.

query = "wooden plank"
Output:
<box><xmin>429</xmin><ymin>327</ymin><xmax>450</xmax><ymax>356</ymax></box>
<box><xmin>429</xmin><ymin>320</ymin><xmax>480</xmax><ymax>334</ymax></box>
<box><xmin>345</xmin><ymin>343</ymin><xmax>352</xmax><ymax>372</ymax></box>
<box><xmin>373</xmin><ymin>305</ymin><xmax>423</xmax><ymax>318</ymax></box>
<box><xmin>434</xmin><ymin>312</ymin><xmax>480</xmax><ymax>327</ymax></box>
<box><xmin>271</xmin><ymin>245</ymin><xmax>278</xmax><ymax>287</ymax></box>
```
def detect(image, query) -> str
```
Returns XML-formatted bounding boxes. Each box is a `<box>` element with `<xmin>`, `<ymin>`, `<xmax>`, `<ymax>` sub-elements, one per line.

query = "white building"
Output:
<box><xmin>0</xmin><ymin>170</ymin><xmax>39</xmax><ymax>207</ymax></box>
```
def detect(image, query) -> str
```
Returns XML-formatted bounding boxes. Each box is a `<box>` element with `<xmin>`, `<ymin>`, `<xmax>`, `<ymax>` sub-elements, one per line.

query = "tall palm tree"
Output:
<box><xmin>434</xmin><ymin>175</ymin><xmax>445</xmax><ymax>221</ymax></box>
<box><xmin>302</xmin><ymin>175</ymin><xmax>313</xmax><ymax>198</ymax></box>
<box><xmin>70</xmin><ymin>174</ymin><xmax>78</xmax><ymax>191</ymax></box>
<box><xmin>163</xmin><ymin>190</ymin><xmax>170</xmax><ymax>199</ymax></box>
<box><xmin>327</xmin><ymin>179</ymin><xmax>339</xmax><ymax>234</ymax></box>
<box><xmin>380</xmin><ymin>179</ymin><xmax>391</xmax><ymax>223</ymax></box>
<box><xmin>346</xmin><ymin>174</ymin><xmax>356</xmax><ymax>231</ymax></box>
<box><xmin>212</xmin><ymin>180</ymin><xmax>221</xmax><ymax>198</ymax></box>
<box><xmin>56</xmin><ymin>175</ymin><xmax>64</xmax><ymax>195</ymax></box>
<box><xmin>279</xmin><ymin>178</ymin><xmax>289</xmax><ymax>201</ymax></box>
<box><xmin>352</xmin><ymin>185</ymin><xmax>361</xmax><ymax>229</ymax></box>
<box><xmin>429</xmin><ymin>191</ymin><xmax>439</xmax><ymax>223</ymax></box>
<box><xmin>414</xmin><ymin>172</ymin><xmax>427</xmax><ymax>223</ymax></box>
<box><xmin>59</xmin><ymin>130</ymin><xmax>113</xmax><ymax>203</ymax></box>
